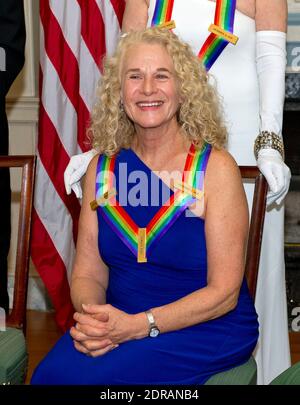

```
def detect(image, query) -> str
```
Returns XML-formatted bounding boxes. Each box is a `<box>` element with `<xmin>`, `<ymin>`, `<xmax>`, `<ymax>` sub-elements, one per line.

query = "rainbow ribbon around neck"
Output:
<box><xmin>94</xmin><ymin>143</ymin><xmax>211</xmax><ymax>262</ymax></box>
<box><xmin>151</xmin><ymin>0</ymin><xmax>237</xmax><ymax>71</ymax></box>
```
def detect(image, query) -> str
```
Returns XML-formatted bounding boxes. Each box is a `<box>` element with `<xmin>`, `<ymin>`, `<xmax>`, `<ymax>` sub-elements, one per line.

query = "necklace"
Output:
<box><xmin>92</xmin><ymin>143</ymin><xmax>211</xmax><ymax>262</ymax></box>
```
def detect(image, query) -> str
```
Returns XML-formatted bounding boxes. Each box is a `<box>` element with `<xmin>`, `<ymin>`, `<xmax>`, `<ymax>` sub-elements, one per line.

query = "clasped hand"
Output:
<box><xmin>70</xmin><ymin>304</ymin><xmax>131</xmax><ymax>357</ymax></box>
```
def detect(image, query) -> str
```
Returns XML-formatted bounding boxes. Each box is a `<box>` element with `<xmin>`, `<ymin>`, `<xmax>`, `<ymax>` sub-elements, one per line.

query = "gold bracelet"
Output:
<box><xmin>254</xmin><ymin>131</ymin><xmax>285</xmax><ymax>160</ymax></box>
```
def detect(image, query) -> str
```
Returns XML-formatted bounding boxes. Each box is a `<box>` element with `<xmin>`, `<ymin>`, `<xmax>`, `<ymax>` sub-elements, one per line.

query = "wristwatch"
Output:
<box><xmin>145</xmin><ymin>310</ymin><xmax>160</xmax><ymax>337</ymax></box>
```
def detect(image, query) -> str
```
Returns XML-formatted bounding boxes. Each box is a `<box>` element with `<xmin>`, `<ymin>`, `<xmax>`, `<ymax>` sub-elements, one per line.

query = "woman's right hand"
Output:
<box><xmin>70</xmin><ymin>310</ymin><xmax>118</xmax><ymax>357</ymax></box>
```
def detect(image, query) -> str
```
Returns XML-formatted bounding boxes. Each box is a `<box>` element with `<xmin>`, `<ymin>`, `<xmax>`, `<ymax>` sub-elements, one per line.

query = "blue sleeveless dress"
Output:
<box><xmin>31</xmin><ymin>146</ymin><xmax>258</xmax><ymax>385</ymax></box>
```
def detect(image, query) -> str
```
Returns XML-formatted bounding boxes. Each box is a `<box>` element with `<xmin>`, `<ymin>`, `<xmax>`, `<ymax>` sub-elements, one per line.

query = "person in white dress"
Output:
<box><xmin>64</xmin><ymin>0</ymin><xmax>291</xmax><ymax>385</ymax></box>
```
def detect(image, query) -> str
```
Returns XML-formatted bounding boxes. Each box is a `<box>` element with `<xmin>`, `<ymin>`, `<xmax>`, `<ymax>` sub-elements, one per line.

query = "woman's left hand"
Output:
<box><xmin>257</xmin><ymin>149</ymin><xmax>291</xmax><ymax>206</ymax></box>
<box><xmin>83</xmin><ymin>303</ymin><xmax>136</xmax><ymax>344</ymax></box>
<box><xmin>70</xmin><ymin>309</ymin><xmax>117</xmax><ymax>357</ymax></box>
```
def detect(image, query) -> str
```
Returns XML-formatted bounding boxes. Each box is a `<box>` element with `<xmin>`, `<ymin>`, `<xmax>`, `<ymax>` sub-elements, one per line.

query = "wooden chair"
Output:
<box><xmin>205</xmin><ymin>166</ymin><xmax>268</xmax><ymax>385</ymax></box>
<box><xmin>0</xmin><ymin>155</ymin><xmax>36</xmax><ymax>384</ymax></box>
<box><xmin>241</xmin><ymin>166</ymin><xmax>268</xmax><ymax>300</ymax></box>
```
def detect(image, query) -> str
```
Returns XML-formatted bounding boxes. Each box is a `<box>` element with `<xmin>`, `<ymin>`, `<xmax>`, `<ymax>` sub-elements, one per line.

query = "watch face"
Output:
<box><xmin>150</xmin><ymin>327</ymin><xmax>160</xmax><ymax>337</ymax></box>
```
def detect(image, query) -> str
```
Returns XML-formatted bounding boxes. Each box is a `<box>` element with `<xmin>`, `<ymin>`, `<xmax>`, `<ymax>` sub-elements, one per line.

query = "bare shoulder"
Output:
<box><xmin>207</xmin><ymin>147</ymin><xmax>238</xmax><ymax>167</ymax></box>
<box><xmin>203</xmin><ymin>147</ymin><xmax>248</xmax><ymax>225</ymax></box>
<box><xmin>203</xmin><ymin>147</ymin><xmax>246</xmax><ymax>211</ymax></box>
<box><xmin>205</xmin><ymin>147</ymin><xmax>241</xmax><ymax>190</ymax></box>
<box><xmin>82</xmin><ymin>154</ymin><xmax>100</xmax><ymax>200</ymax></box>
<box><xmin>86</xmin><ymin>153</ymin><xmax>101</xmax><ymax>182</ymax></box>
<box><xmin>87</xmin><ymin>153</ymin><xmax>100</xmax><ymax>175</ymax></box>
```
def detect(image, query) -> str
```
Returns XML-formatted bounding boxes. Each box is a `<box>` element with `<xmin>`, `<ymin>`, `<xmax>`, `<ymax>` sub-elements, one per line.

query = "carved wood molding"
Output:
<box><xmin>6</xmin><ymin>97</ymin><xmax>39</xmax><ymax>124</ymax></box>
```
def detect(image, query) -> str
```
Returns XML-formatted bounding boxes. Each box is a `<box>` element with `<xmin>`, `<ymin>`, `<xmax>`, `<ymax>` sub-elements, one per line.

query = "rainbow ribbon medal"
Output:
<box><xmin>151</xmin><ymin>0</ymin><xmax>238</xmax><ymax>71</ymax></box>
<box><xmin>94</xmin><ymin>143</ymin><xmax>211</xmax><ymax>263</ymax></box>
<box><xmin>151</xmin><ymin>0</ymin><xmax>174</xmax><ymax>27</ymax></box>
<box><xmin>199</xmin><ymin>0</ymin><xmax>238</xmax><ymax>71</ymax></box>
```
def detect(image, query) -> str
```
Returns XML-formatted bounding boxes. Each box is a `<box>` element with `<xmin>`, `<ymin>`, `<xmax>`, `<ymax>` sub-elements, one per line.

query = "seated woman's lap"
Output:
<box><xmin>31</xmin><ymin>331</ymin><xmax>206</xmax><ymax>385</ymax></box>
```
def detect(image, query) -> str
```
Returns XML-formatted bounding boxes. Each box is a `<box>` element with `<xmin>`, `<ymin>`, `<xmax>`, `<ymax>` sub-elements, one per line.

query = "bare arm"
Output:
<box><xmin>255</xmin><ymin>0</ymin><xmax>287</xmax><ymax>32</ymax></box>
<box><xmin>122</xmin><ymin>0</ymin><xmax>149</xmax><ymax>32</ymax></box>
<box><xmin>148</xmin><ymin>149</ymin><xmax>249</xmax><ymax>333</ymax></box>
<box><xmin>70</xmin><ymin>155</ymin><xmax>109</xmax><ymax>312</ymax></box>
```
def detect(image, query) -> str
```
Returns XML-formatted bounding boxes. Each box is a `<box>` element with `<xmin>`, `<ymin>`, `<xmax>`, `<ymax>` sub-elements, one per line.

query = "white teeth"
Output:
<box><xmin>137</xmin><ymin>101</ymin><xmax>163</xmax><ymax>107</ymax></box>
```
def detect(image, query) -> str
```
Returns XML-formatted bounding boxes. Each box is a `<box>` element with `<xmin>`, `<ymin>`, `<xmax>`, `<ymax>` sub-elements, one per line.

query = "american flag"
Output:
<box><xmin>31</xmin><ymin>0</ymin><xmax>125</xmax><ymax>331</ymax></box>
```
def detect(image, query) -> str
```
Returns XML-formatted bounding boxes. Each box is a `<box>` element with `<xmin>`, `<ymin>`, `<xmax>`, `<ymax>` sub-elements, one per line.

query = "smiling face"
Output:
<box><xmin>120</xmin><ymin>43</ymin><xmax>182</xmax><ymax>133</ymax></box>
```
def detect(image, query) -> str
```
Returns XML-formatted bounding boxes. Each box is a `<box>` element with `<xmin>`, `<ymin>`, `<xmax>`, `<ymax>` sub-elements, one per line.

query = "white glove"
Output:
<box><xmin>256</xmin><ymin>31</ymin><xmax>286</xmax><ymax>135</ymax></box>
<box><xmin>64</xmin><ymin>149</ymin><xmax>98</xmax><ymax>199</ymax></box>
<box><xmin>256</xmin><ymin>31</ymin><xmax>291</xmax><ymax>206</ymax></box>
<box><xmin>257</xmin><ymin>149</ymin><xmax>291</xmax><ymax>206</ymax></box>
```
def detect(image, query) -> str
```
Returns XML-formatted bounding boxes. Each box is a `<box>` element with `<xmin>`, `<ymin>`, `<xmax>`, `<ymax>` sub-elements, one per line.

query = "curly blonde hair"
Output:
<box><xmin>89</xmin><ymin>27</ymin><xmax>227</xmax><ymax>156</ymax></box>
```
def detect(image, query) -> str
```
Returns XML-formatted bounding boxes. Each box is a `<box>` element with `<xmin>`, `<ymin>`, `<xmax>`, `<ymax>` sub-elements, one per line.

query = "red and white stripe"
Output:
<box><xmin>31</xmin><ymin>0</ymin><xmax>125</xmax><ymax>331</ymax></box>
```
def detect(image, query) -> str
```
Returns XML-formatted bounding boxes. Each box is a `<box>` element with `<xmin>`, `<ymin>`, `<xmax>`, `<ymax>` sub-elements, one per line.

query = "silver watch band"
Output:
<box><xmin>145</xmin><ymin>310</ymin><xmax>160</xmax><ymax>337</ymax></box>
<box><xmin>145</xmin><ymin>310</ymin><xmax>156</xmax><ymax>329</ymax></box>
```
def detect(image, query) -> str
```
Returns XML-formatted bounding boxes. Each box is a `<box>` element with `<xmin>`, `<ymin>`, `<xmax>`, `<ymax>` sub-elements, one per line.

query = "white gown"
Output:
<box><xmin>148</xmin><ymin>0</ymin><xmax>290</xmax><ymax>385</ymax></box>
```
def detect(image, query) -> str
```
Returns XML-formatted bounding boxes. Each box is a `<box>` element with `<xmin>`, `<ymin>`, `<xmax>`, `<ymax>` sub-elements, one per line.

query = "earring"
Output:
<box><xmin>119</xmin><ymin>100</ymin><xmax>124</xmax><ymax>112</ymax></box>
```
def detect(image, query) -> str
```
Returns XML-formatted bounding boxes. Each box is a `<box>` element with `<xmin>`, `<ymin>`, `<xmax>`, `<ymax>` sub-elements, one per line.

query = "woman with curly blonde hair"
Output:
<box><xmin>32</xmin><ymin>28</ymin><xmax>258</xmax><ymax>385</ymax></box>
<box><xmin>90</xmin><ymin>28</ymin><xmax>227</xmax><ymax>156</ymax></box>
